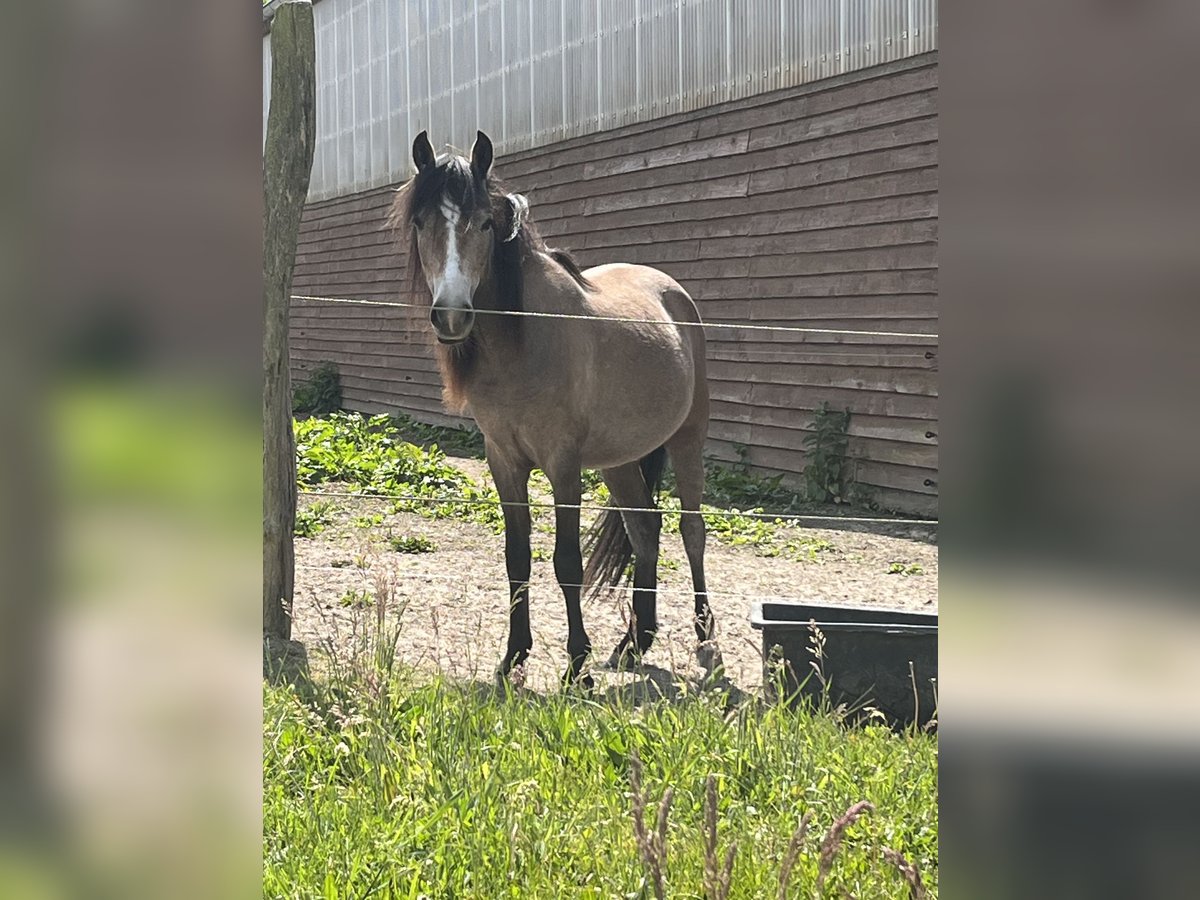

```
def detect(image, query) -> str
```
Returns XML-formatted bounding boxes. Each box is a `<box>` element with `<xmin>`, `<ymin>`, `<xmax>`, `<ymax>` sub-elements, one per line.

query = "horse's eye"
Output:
<box><xmin>480</xmin><ymin>219</ymin><xmax>493</xmax><ymax>232</ymax></box>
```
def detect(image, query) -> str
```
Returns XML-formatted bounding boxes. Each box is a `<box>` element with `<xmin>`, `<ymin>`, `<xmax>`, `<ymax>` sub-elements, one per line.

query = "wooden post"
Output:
<box><xmin>263</xmin><ymin>0</ymin><xmax>316</xmax><ymax>641</ymax></box>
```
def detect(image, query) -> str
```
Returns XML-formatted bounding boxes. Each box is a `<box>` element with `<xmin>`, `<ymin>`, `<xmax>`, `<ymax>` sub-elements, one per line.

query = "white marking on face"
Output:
<box><xmin>432</xmin><ymin>198</ymin><xmax>469</xmax><ymax>299</ymax></box>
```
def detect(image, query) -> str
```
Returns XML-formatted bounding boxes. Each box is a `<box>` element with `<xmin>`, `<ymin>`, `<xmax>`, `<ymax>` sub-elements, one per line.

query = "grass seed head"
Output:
<box><xmin>816</xmin><ymin>800</ymin><xmax>874</xmax><ymax>892</ymax></box>
<box><xmin>777</xmin><ymin>810</ymin><xmax>813</xmax><ymax>900</ymax></box>
<box><xmin>882</xmin><ymin>847</ymin><xmax>927</xmax><ymax>900</ymax></box>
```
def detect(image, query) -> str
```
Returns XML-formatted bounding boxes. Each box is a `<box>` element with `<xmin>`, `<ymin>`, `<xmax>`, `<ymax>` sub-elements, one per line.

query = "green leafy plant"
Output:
<box><xmin>390</xmin><ymin>412</ymin><xmax>486</xmax><ymax>456</ymax></box>
<box><xmin>803</xmin><ymin>403</ymin><xmax>852</xmax><ymax>504</ymax></box>
<box><xmin>387</xmin><ymin>533</ymin><xmax>436</xmax><ymax>554</ymax></box>
<box><xmin>888</xmin><ymin>562</ymin><xmax>924</xmax><ymax>576</ymax></box>
<box><xmin>294</xmin><ymin>500</ymin><xmax>334</xmax><ymax>537</ymax></box>
<box><xmin>337</xmin><ymin>588</ymin><xmax>373</xmax><ymax>608</ymax></box>
<box><xmin>296</xmin><ymin>413</ymin><xmax>858</xmax><ymax>560</ymax></box>
<box><xmin>291</xmin><ymin>361</ymin><xmax>342</xmax><ymax>416</ymax></box>
<box><xmin>294</xmin><ymin>413</ymin><xmax>504</xmax><ymax>531</ymax></box>
<box><xmin>351</xmin><ymin>513</ymin><xmax>384</xmax><ymax>529</ymax></box>
<box><xmin>701</xmin><ymin>461</ymin><xmax>798</xmax><ymax>513</ymax></box>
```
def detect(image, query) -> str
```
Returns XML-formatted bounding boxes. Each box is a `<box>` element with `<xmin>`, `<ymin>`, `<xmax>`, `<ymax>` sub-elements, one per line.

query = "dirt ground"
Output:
<box><xmin>292</xmin><ymin>456</ymin><xmax>937</xmax><ymax>695</ymax></box>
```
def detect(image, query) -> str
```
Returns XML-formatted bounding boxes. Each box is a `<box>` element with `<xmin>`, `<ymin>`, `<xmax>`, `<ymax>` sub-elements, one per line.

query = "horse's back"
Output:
<box><xmin>582</xmin><ymin>262</ymin><xmax>702</xmax><ymax>327</ymax></box>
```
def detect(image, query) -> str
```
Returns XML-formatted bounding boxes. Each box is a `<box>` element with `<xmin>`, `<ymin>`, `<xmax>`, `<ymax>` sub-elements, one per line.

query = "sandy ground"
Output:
<box><xmin>292</xmin><ymin>457</ymin><xmax>937</xmax><ymax>695</ymax></box>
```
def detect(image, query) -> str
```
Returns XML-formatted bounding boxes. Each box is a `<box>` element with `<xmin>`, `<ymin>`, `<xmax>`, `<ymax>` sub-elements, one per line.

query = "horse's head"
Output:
<box><xmin>402</xmin><ymin>130</ymin><xmax>528</xmax><ymax>345</ymax></box>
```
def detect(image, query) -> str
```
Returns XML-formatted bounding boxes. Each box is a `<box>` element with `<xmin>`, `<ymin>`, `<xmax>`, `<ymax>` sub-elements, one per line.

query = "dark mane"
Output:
<box><xmin>389</xmin><ymin>151</ymin><xmax>592</xmax><ymax>410</ymax></box>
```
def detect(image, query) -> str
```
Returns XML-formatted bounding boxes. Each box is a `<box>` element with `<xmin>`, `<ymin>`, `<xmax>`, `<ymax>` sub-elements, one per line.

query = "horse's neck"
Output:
<box><xmin>515</xmin><ymin>250</ymin><xmax>577</xmax><ymax>313</ymax></box>
<box><xmin>470</xmin><ymin>250</ymin><xmax>577</xmax><ymax>386</ymax></box>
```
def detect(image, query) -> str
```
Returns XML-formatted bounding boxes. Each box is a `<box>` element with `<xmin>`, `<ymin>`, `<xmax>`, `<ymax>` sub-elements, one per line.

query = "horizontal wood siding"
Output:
<box><xmin>290</xmin><ymin>53</ymin><xmax>938</xmax><ymax>515</ymax></box>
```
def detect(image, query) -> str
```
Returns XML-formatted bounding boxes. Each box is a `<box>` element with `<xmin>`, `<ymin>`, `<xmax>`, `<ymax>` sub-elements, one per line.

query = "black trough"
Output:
<box><xmin>749</xmin><ymin>601</ymin><xmax>938</xmax><ymax>728</ymax></box>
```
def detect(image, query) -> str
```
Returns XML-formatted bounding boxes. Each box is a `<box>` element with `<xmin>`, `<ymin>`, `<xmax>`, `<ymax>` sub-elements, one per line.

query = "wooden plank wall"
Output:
<box><xmin>291</xmin><ymin>53</ymin><xmax>938</xmax><ymax>515</ymax></box>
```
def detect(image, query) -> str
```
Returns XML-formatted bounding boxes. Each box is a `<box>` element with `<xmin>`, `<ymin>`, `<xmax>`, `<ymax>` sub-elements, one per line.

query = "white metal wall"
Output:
<box><xmin>263</xmin><ymin>0</ymin><xmax>937</xmax><ymax>201</ymax></box>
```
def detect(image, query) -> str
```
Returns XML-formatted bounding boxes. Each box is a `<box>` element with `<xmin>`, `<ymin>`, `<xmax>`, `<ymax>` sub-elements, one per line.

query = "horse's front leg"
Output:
<box><xmin>546</xmin><ymin>463</ymin><xmax>592</xmax><ymax>689</ymax></box>
<box><xmin>487</xmin><ymin>451</ymin><xmax>533</xmax><ymax>681</ymax></box>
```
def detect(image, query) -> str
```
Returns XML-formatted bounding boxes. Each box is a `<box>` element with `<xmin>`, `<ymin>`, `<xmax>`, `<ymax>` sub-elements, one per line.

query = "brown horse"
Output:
<box><xmin>394</xmin><ymin>130</ymin><xmax>718</xmax><ymax>687</ymax></box>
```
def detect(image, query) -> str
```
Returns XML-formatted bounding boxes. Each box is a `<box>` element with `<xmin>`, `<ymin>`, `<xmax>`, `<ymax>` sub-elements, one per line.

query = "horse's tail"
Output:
<box><xmin>582</xmin><ymin>446</ymin><xmax>668</xmax><ymax>597</ymax></box>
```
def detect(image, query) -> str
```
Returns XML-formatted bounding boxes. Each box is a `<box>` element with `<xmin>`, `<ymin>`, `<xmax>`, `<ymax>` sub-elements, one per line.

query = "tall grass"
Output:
<box><xmin>264</xmin><ymin>586</ymin><xmax>937</xmax><ymax>898</ymax></box>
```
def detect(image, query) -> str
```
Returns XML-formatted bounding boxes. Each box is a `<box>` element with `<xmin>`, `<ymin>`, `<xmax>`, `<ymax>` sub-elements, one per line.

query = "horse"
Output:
<box><xmin>393</xmin><ymin>129</ymin><xmax>719</xmax><ymax>687</ymax></box>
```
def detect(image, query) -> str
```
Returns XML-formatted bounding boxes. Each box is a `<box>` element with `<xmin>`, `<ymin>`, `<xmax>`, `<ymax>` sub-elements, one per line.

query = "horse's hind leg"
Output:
<box><xmin>666</xmin><ymin>429</ymin><xmax>721</xmax><ymax>670</ymax></box>
<box><xmin>602</xmin><ymin>462</ymin><xmax>662</xmax><ymax>668</ymax></box>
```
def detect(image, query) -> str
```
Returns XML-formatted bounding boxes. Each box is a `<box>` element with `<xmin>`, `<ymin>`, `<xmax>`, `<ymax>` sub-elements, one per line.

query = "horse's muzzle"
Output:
<box><xmin>430</xmin><ymin>298</ymin><xmax>475</xmax><ymax>344</ymax></box>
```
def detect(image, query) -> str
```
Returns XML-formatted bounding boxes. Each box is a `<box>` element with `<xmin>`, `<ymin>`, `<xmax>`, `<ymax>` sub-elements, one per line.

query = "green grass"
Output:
<box><xmin>264</xmin><ymin>675</ymin><xmax>937</xmax><ymax>898</ymax></box>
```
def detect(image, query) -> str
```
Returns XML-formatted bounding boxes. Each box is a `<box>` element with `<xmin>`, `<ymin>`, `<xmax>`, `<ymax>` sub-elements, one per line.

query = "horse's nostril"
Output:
<box><xmin>430</xmin><ymin>301</ymin><xmax>473</xmax><ymax>340</ymax></box>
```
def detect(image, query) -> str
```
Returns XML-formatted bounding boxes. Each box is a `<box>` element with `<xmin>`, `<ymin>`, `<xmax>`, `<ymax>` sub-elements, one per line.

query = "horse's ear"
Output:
<box><xmin>501</xmin><ymin>192</ymin><xmax>529</xmax><ymax>243</ymax></box>
<box><xmin>470</xmin><ymin>131</ymin><xmax>494</xmax><ymax>181</ymax></box>
<box><xmin>413</xmin><ymin>130</ymin><xmax>435</xmax><ymax>172</ymax></box>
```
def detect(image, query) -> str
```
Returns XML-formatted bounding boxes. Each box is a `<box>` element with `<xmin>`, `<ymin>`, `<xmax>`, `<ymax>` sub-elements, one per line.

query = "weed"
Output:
<box><xmin>294</xmin><ymin>413</ymin><xmax>504</xmax><ymax>532</ymax></box>
<box><xmin>351</xmin><ymin>513</ymin><xmax>384</xmax><ymax>528</ymax></box>
<box><xmin>294</xmin><ymin>413</ymin><xmax>878</xmax><ymax>565</ymax></box>
<box><xmin>888</xmin><ymin>562</ymin><xmax>924</xmax><ymax>576</ymax></box>
<box><xmin>294</xmin><ymin>500</ymin><xmax>334</xmax><ymax>538</ymax></box>
<box><xmin>329</xmin><ymin>559</ymin><xmax>352</xmax><ymax>568</ymax></box>
<box><xmin>292</xmin><ymin>361</ymin><xmax>341</xmax><ymax>416</ymax></box>
<box><xmin>803</xmin><ymin>402</ymin><xmax>852</xmax><ymax>504</ymax></box>
<box><xmin>659</xmin><ymin>496</ymin><xmax>837</xmax><ymax>562</ymax></box>
<box><xmin>387</xmin><ymin>533</ymin><xmax>436</xmax><ymax>554</ymax></box>
<box><xmin>337</xmin><ymin>589</ymin><xmax>373</xmax><ymax>609</ymax></box>
<box><xmin>390</xmin><ymin>412</ymin><xmax>486</xmax><ymax>456</ymax></box>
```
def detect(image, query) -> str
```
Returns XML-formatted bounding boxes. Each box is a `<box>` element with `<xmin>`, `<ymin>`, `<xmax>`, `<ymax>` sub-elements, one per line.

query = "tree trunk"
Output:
<box><xmin>262</xmin><ymin>0</ymin><xmax>316</xmax><ymax>640</ymax></box>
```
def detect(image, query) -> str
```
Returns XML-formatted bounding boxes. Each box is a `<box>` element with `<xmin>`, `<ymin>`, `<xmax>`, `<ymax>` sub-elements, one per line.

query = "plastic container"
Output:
<box><xmin>749</xmin><ymin>601</ymin><xmax>938</xmax><ymax>728</ymax></box>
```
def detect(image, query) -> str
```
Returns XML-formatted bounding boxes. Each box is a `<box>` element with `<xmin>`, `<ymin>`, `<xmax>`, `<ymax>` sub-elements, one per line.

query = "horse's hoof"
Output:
<box><xmin>696</xmin><ymin>640</ymin><xmax>724</xmax><ymax>675</ymax></box>
<box><xmin>496</xmin><ymin>659</ymin><xmax>528</xmax><ymax>690</ymax></box>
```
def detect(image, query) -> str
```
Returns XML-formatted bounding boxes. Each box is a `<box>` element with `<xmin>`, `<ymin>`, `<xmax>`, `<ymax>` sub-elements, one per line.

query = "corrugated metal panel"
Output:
<box><xmin>530</xmin><ymin>0</ymin><xmax>565</xmax><ymax>144</ymax></box>
<box><xmin>502</xmin><ymin>0</ymin><xmax>533</xmax><ymax>151</ymax></box>
<box><xmin>637</xmin><ymin>0</ymin><xmax>680</xmax><ymax>120</ymax></box>
<box><xmin>680</xmin><ymin>0</ymin><xmax>727</xmax><ymax>113</ymax></box>
<box><xmin>599</xmin><ymin>0</ymin><xmax>639</xmax><ymax>131</ymax></box>
<box><xmin>264</xmin><ymin>0</ymin><xmax>937</xmax><ymax>200</ymax></box>
<box><xmin>562</xmin><ymin>1</ymin><xmax>600</xmax><ymax>140</ymax></box>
